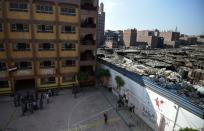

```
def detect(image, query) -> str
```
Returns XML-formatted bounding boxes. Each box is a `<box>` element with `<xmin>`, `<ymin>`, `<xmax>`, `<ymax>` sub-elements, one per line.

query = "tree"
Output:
<box><xmin>78</xmin><ymin>72</ymin><xmax>88</xmax><ymax>82</ymax></box>
<box><xmin>115</xmin><ymin>76</ymin><xmax>125</xmax><ymax>91</ymax></box>
<box><xmin>96</xmin><ymin>68</ymin><xmax>111</xmax><ymax>87</ymax></box>
<box><xmin>179</xmin><ymin>128</ymin><xmax>198</xmax><ymax>131</ymax></box>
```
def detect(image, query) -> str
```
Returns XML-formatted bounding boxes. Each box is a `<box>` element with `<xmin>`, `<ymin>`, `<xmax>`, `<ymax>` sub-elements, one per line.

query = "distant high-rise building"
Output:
<box><xmin>123</xmin><ymin>29</ymin><xmax>137</xmax><ymax>48</ymax></box>
<box><xmin>97</xmin><ymin>2</ymin><xmax>105</xmax><ymax>47</ymax></box>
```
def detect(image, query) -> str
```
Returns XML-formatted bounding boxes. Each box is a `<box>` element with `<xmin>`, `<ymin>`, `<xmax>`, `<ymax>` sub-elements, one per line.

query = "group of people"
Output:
<box><xmin>13</xmin><ymin>89</ymin><xmax>58</xmax><ymax>115</ymax></box>
<box><xmin>117</xmin><ymin>94</ymin><xmax>129</xmax><ymax>108</ymax></box>
<box><xmin>116</xmin><ymin>94</ymin><xmax>135</xmax><ymax>113</ymax></box>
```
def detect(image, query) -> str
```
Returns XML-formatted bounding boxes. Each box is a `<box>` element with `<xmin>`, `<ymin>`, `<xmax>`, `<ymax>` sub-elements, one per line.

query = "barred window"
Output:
<box><xmin>0</xmin><ymin>23</ymin><xmax>2</xmax><ymax>32</ymax></box>
<box><xmin>0</xmin><ymin>62</ymin><xmax>6</xmax><ymax>71</ymax></box>
<box><xmin>61</xmin><ymin>25</ymin><xmax>76</xmax><ymax>34</ymax></box>
<box><xmin>0</xmin><ymin>80</ymin><xmax>9</xmax><ymax>88</ymax></box>
<box><xmin>11</xmin><ymin>23</ymin><xmax>29</xmax><ymax>32</ymax></box>
<box><xmin>0</xmin><ymin>43</ymin><xmax>4</xmax><ymax>51</ymax></box>
<box><xmin>13</xmin><ymin>43</ymin><xmax>30</xmax><ymax>51</ymax></box>
<box><xmin>62</xmin><ymin>60</ymin><xmax>76</xmax><ymax>67</ymax></box>
<box><xmin>40</xmin><ymin>61</ymin><xmax>55</xmax><ymax>68</ymax></box>
<box><xmin>62</xmin><ymin>76</ymin><xmax>76</xmax><ymax>83</ymax></box>
<box><xmin>36</xmin><ymin>5</ymin><xmax>53</xmax><ymax>14</ymax></box>
<box><xmin>62</xmin><ymin>42</ymin><xmax>76</xmax><ymax>51</ymax></box>
<box><xmin>15</xmin><ymin>61</ymin><xmax>32</xmax><ymax>70</ymax></box>
<box><xmin>10</xmin><ymin>2</ymin><xmax>28</xmax><ymax>12</ymax></box>
<box><xmin>60</xmin><ymin>7</ymin><xmax>76</xmax><ymax>16</ymax></box>
<box><xmin>39</xmin><ymin>43</ymin><xmax>54</xmax><ymax>51</ymax></box>
<box><xmin>37</xmin><ymin>25</ymin><xmax>53</xmax><ymax>33</ymax></box>
<box><xmin>41</xmin><ymin>77</ymin><xmax>56</xmax><ymax>84</ymax></box>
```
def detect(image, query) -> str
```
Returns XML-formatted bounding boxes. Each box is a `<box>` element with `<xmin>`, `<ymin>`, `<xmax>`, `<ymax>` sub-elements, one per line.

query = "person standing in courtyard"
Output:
<box><xmin>46</xmin><ymin>93</ymin><xmax>50</xmax><ymax>104</ymax></box>
<box><xmin>104</xmin><ymin>112</ymin><xmax>108</xmax><ymax>124</ymax></box>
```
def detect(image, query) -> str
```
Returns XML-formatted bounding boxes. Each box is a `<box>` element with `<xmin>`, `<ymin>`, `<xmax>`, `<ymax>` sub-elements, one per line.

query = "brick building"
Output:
<box><xmin>123</xmin><ymin>29</ymin><xmax>137</xmax><ymax>48</ymax></box>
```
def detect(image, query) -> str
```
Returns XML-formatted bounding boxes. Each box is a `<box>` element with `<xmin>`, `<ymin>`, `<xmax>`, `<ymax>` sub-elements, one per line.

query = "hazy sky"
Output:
<box><xmin>99</xmin><ymin>0</ymin><xmax>204</xmax><ymax>35</ymax></box>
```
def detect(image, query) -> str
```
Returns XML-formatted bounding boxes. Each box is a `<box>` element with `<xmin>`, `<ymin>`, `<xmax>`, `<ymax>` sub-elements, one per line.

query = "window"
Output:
<box><xmin>0</xmin><ymin>23</ymin><xmax>2</xmax><ymax>32</ymax></box>
<box><xmin>37</xmin><ymin>25</ymin><xmax>53</xmax><ymax>33</ymax></box>
<box><xmin>40</xmin><ymin>61</ymin><xmax>55</xmax><ymax>68</ymax></box>
<box><xmin>11</xmin><ymin>23</ymin><xmax>29</xmax><ymax>32</ymax></box>
<box><xmin>62</xmin><ymin>60</ymin><xmax>76</xmax><ymax>67</ymax></box>
<box><xmin>13</xmin><ymin>43</ymin><xmax>30</xmax><ymax>51</ymax></box>
<box><xmin>0</xmin><ymin>62</ymin><xmax>6</xmax><ymax>71</ymax></box>
<box><xmin>0</xmin><ymin>43</ymin><xmax>4</xmax><ymax>51</ymax></box>
<box><xmin>0</xmin><ymin>80</ymin><xmax>9</xmax><ymax>88</ymax></box>
<box><xmin>62</xmin><ymin>42</ymin><xmax>76</xmax><ymax>51</ymax></box>
<box><xmin>16</xmin><ymin>61</ymin><xmax>32</xmax><ymax>70</ymax></box>
<box><xmin>41</xmin><ymin>77</ymin><xmax>56</xmax><ymax>84</ymax></box>
<box><xmin>62</xmin><ymin>76</ymin><xmax>76</xmax><ymax>82</ymax></box>
<box><xmin>39</xmin><ymin>43</ymin><xmax>54</xmax><ymax>51</ymax></box>
<box><xmin>36</xmin><ymin>5</ymin><xmax>53</xmax><ymax>14</ymax></box>
<box><xmin>60</xmin><ymin>7</ymin><xmax>76</xmax><ymax>16</ymax></box>
<box><xmin>10</xmin><ymin>2</ymin><xmax>28</xmax><ymax>12</ymax></box>
<box><xmin>61</xmin><ymin>25</ymin><xmax>76</xmax><ymax>34</ymax></box>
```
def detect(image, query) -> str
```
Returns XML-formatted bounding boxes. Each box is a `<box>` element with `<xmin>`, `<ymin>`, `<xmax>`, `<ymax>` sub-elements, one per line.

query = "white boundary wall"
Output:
<box><xmin>101</xmin><ymin>64</ymin><xmax>204</xmax><ymax>131</ymax></box>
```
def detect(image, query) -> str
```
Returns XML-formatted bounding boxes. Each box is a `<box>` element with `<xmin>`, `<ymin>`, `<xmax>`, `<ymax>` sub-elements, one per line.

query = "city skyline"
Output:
<box><xmin>100</xmin><ymin>0</ymin><xmax>204</xmax><ymax>35</ymax></box>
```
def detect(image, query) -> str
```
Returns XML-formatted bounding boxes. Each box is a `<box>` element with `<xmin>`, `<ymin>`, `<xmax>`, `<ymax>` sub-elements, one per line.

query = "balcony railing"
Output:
<box><xmin>81</xmin><ymin>4</ymin><xmax>97</xmax><ymax>10</ymax></box>
<box><xmin>81</xmin><ymin>22</ymin><xmax>96</xmax><ymax>28</ymax></box>
<box><xmin>80</xmin><ymin>39</ymin><xmax>95</xmax><ymax>45</ymax></box>
<box><xmin>80</xmin><ymin>57</ymin><xmax>95</xmax><ymax>61</ymax></box>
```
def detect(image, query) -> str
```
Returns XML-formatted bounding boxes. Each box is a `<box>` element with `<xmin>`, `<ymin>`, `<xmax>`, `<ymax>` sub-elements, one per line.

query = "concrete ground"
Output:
<box><xmin>0</xmin><ymin>88</ymin><xmax>130</xmax><ymax>131</ymax></box>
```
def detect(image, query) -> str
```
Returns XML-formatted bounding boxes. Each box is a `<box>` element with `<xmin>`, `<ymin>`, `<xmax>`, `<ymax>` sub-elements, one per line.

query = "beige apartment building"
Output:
<box><xmin>0</xmin><ymin>0</ymin><xmax>98</xmax><ymax>94</ymax></box>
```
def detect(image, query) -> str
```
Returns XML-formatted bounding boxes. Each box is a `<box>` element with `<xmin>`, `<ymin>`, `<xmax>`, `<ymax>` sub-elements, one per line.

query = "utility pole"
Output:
<box><xmin>173</xmin><ymin>105</ymin><xmax>180</xmax><ymax>131</ymax></box>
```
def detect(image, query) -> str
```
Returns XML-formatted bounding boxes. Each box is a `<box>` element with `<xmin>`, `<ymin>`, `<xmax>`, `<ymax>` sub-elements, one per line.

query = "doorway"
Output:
<box><xmin>15</xmin><ymin>79</ymin><xmax>36</xmax><ymax>92</ymax></box>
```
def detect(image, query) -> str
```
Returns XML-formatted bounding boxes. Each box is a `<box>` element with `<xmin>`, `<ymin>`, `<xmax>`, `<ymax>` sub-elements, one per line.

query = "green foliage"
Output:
<box><xmin>96</xmin><ymin>68</ymin><xmax>111</xmax><ymax>79</ymax></box>
<box><xmin>179</xmin><ymin>127</ymin><xmax>198</xmax><ymax>131</ymax></box>
<box><xmin>78</xmin><ymin>72</ymin><xmax>88</xmax><ymax>81</ymax></box>
<box><xmin>115</xmin><ymin>76</ymin><xmax>125</xmax><ymax>89</ymax></box>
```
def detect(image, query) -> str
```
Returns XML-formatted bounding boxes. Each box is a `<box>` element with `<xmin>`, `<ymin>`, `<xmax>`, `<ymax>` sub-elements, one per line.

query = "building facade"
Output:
<box><xmin>97</xmin><ymin>2</ymin><xmax>105</xmax><ymax>47</ymax></box>
<box><xmin>104</xmin><ymin>30</ymin><xmax>119</xmax><ymax>48</ymax></box>
<box><xmin>160</xmin><ymin>31</ymin><xmax>180</xmax><ymax>48</ymax></box>
<box><xmin>80</xmin><ymin>0</ymin><xmax>98</xmax><ymax>86</ymax></box>
<box><xmin>0</xmin><ymin>0</ymin><xmax>98</xmax><ymax>94</ymax></box>
<box><xmin>123</xmin><ymin>29</ymin><xmax>137</xmax><ymax>48</ymax></box>
<box><xmin>137</xmin><ymin>30</ymin><xmax>162</xmax><ymax>48</ymax></box>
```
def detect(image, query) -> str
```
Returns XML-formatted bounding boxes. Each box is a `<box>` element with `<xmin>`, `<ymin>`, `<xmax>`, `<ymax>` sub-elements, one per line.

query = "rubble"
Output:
<box><xmin>97</xmin><ymin>44</ymin><xmax>204</xmax><ymax>108</ymax></box>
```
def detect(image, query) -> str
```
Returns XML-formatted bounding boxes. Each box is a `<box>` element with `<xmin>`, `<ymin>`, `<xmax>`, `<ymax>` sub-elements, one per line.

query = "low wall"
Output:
<box><xmin>99</xmin><ymin>62</ymin><xmax>204</xmax><ymax>131</ymax></box>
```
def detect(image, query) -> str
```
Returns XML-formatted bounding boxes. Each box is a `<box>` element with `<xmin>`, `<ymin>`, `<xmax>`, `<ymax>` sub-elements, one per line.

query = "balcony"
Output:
<box><xmin>0</xmin><ymin>31</ymin><xmax>4</xmax><ymax>39</ymax></box>
<box><xmin>81</xmin><ymin>23</ymin><xmax>96</xmax><ymax>28</ymax></box>
<box><xmin>80</xmin><ymin>34</ymin><xmax>95</xmax><ymax>49</ymax></box>
<box><xmin>0</xmin><ymin>71</ymin><xmax>8</xmax><ymax>78</ymax></box>
<box><xmin>81</xmin><ymin>18</ymin><xmax>96</xmax><ymax>28</ymax></box>
<box><xmin>60</xmin><ymin>66</ymin><xmax>78</xmax><ymax>74</ymax></box>
<box><xmin>80</xmin><ymin>9</ymin><xmax>97</xmax><ymax>17</ymax></box>
<box><xmin>36</xmin><ymin>50</ymin><xmax>57</xmax><ymax>58</ymax></box>
<box><xmin>80</xmin><ymin>50</ymin><xmax>95</xmax><ymax>66</ymax></box>
<box><xmin>80</xmin><ymin>37</ymin><xmax>95</xmax><ymax>51</ymax></box>
<box><xmin>81</xmin><ymin>3</ymin><xmax>97</xmax><ymax>11</ymax></box>
<box><xmin>14</xmin><ymin>69</ymin><xmax>34</xmax><ymax>77</ymax></box>
<box><xmin>8</xmin><ymin>31</ymin><xmax>31</xmax><ymax>39</ymax></box>
<box><xmin>11</xmin><ymin>50</ymin><xmax>33</xmax><ymax>59</ymax></box>
<box><xmin>38</xmin><ymin>68</ymin><xmax>56</xmax><ymax>76</ymax></box>
<box><xmin>0</xmin><ymin>51</ymin><xmax>6</xmax><ymax>59</ymax></box>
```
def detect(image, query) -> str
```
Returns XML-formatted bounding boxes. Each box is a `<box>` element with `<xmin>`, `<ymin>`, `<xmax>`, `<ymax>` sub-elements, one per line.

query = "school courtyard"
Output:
<box><xmin>0</xmin><ymin>87</ymin><xmax>152</xmax><ymax>131</ymax></box>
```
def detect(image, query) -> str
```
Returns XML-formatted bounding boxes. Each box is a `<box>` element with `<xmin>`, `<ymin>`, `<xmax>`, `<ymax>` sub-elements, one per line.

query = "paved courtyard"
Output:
<box><xmin>0</xmin><ymin>88</ymin><xmax>129</xmax><ymax>131</ymax></box>
<box><xmin>0</xmin><ymin>87</ymin><xmax>152</xmax><ymax>131</ymax></box>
